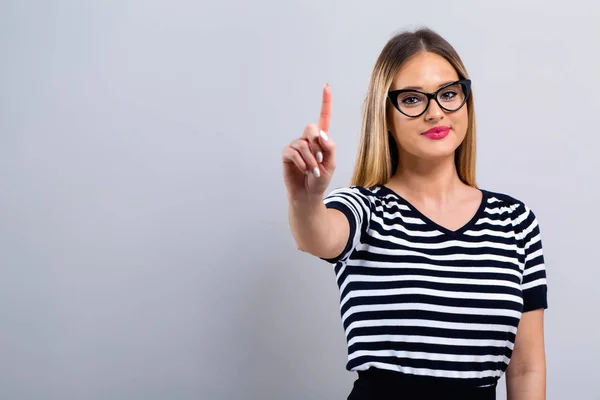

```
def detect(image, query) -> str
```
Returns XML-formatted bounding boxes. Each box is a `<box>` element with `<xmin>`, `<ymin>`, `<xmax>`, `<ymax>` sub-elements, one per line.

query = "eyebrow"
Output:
<box><xmin>396</xmin><ymin>80</ymin><xmax>457</xmax><ymax>91</ymax></box>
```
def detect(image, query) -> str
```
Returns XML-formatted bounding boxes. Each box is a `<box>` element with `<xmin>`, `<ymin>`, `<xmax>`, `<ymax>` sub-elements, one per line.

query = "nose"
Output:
<box><xmin>424</xmin><ymin>97</ymin><xmax>444</xmax><ymax>122</ymax></box>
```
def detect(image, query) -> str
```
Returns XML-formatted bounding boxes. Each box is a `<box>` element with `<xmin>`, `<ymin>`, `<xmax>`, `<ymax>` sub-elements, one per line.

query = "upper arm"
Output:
<box><xmin>506</xmin><ymin>204</ymin><xmax>548</xmax><ymax>376</ymax></box>
<box><xmin>506</xmin><ymin>308</ymin><xmax>546</xmax><ymax>376</ymax></box>
<box><xmin>519</xmin><ymin>206</ymin><xmax>548</xmax><ymax>312</ymax></box>
<box><xmin>318</xmin><ymin>208</ymin><xmax>350</xmax><ymax>260</ymax></box>
<box><xmin>320</xmin><ymin>187</ymin><xmax>372</xmax><ymax>264</ymax></box>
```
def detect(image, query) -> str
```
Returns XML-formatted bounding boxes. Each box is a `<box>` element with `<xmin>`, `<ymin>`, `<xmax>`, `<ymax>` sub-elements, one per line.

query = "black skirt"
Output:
<box><xmin>347</xmin><ymin>368</ymin><xmax>497</xmax><ymax>400</ymax></box>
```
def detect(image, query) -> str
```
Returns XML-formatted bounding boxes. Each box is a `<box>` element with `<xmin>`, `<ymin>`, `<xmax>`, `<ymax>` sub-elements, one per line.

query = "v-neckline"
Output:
<box><xmin>378</xmin><ymin>185</ymin><xmax>488</xmax><ymax>237</ymax></box>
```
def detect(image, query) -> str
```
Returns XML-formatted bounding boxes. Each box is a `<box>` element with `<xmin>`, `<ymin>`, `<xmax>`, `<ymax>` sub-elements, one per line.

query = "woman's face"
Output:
<box><xmin>387</xmin><ymin>52</ymin><xmax>468</xmax><ymax>162</ymax></box>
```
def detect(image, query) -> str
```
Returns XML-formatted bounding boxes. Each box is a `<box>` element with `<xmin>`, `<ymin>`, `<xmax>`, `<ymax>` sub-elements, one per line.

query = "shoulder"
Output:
<box><xmin>323</xmin><ymin>185</ymin><xmax>391</xmax><ymax>217</ymax></box>
<box><xmin>483</xmin><ymin>189</ymin><xmax>525</xmax><ymax>207</ymax></box>
<box><xmin>324</xmin><ymin>185</ymin><xmax>382</xmax><ymax>201</ymax></box>
<box><xmin>481</xmin><ymin>188</ymin><xmax>541</xmax><ymax>228</ymax></box>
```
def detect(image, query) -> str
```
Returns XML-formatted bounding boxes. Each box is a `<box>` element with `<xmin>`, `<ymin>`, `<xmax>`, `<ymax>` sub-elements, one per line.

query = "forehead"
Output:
<box><xmin>392</xmin><ymin>52</ymin><xmax>459</xmax><ymax>91</ymax></box>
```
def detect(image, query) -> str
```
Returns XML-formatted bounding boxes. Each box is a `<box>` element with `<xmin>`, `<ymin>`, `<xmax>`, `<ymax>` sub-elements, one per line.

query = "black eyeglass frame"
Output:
<box><xmin>387</xmin><ymin>79</ymin><xmax>472</xmax><ymax>118</ymax></box>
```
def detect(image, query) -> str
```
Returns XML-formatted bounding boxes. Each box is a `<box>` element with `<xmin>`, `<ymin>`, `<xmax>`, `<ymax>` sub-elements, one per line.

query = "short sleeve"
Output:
<box><xmin>320</xmin><ymin>186</ymin><xmax>372</xmax><ymax>264</ymax></box>
<box><xmin>519</xmin><ymin>207</ymin><xmax>549</xmax><ymax>312</ymax></box>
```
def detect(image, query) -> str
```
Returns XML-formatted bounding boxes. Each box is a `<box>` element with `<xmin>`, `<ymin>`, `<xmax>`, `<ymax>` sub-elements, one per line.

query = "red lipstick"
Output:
<box><xmin>421</xmin><ymin>126</ymin><xmax>450</xmax><ymax>140</ymax></box>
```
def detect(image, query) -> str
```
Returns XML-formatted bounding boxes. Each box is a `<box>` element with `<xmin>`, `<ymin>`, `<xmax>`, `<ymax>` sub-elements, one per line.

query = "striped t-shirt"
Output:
<box><xmin>322</xmin><ymin>185</ymin><xmax>548</xmax><ymax>388</ymax></box>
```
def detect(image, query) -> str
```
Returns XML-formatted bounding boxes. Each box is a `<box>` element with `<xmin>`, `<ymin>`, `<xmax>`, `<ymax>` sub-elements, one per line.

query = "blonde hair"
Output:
<box><xmin>350</xmin><ymin>28</ymin><xmax>477</xmax><ymax>188</ymax></box>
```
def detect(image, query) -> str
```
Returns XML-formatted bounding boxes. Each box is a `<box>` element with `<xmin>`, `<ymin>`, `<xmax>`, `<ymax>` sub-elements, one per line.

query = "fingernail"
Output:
<box><xmin>305</xmin><ymin>170</ymin><xmax>309</xmax><ymax>175</ymax></box>
<box><xmin>325</xmin><ymin>82</ymin><xmax>329</xmax><ymax>88</ymax></box>
<box><xmin>316</xmin><ymin>151</ymin><xmax>323</xmax><ymax>163</ymax></box>
<box><xmin>313</xmin><ymin>167</ymin><xmax>320</xmax><ymax>178</ymax></box>
<box><xmin>320</xmin><ymin>130</ymin><xmax>328</xmax><ymax>141</ymax></box>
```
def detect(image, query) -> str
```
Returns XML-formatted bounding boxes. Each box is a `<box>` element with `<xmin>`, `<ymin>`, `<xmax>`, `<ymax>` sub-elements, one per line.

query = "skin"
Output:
<box><xmin>505</xmin><ymin>309</ymin><xmax>546</xmax><ymax>400</ymax></box>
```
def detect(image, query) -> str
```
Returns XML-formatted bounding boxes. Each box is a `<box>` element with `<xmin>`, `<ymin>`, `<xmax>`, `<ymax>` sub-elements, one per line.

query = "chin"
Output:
<box><xmin>417</xmin><ymin>150</ymin><xmax>456</xmax><ymax>160</ymax></box>
<box><xmin>413</xmin><ymin>141</ymin><xmax>459</xmax><ymax>160</ymax></box>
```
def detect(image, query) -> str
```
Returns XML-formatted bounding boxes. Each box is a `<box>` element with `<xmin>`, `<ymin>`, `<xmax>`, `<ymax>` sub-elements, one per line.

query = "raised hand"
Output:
<box><xmin>282</xmin><ymin>83</ymin><xmax>336</xmax><ymax>202</ymax></box>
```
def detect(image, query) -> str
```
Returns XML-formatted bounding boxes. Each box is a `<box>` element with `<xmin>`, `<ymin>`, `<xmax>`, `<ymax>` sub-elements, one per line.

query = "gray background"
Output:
<box><xmin>1</xmin><ymin>0</ymin><xmax>599</xmax><ymax>399</ymax></box>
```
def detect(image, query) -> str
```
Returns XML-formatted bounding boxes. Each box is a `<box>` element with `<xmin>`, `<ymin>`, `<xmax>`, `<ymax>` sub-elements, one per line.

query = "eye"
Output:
<box><xmin>439</xmin><ymin>90</ymin><xmax>458</xmax><ymax>101</ymax></box>
<box><xmin>401</xmin><ymin>96</ymin><xmax>421</xmax><ymax>106</ymax></box>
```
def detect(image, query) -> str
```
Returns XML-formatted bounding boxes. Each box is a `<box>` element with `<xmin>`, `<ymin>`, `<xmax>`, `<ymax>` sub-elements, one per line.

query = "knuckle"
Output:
<box><xmin>303</xmin><ymin>123</ymin><xmax>316</xmax><ymax>135</ymax></box>
<box><xmin>304</xmin><ymin>123</ymin><xmax>318</xmax><ymax>137</ymax></box>
<box><xmin>297</xmin><ymin>140</ymin><xmax>309</xmax><ymax>151</ymax></box>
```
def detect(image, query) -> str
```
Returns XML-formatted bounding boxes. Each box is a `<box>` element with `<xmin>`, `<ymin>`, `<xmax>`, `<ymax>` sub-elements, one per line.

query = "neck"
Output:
<box><xmin>387</xmin><ymin>152</ymin><xmax>464</xmax><ymax>202</ymax></box>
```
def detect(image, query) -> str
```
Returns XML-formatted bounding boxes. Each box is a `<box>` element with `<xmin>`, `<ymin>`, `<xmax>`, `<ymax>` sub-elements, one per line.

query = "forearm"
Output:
<box><xmin>506</xmin><ymin>370</ymin><xmax>546</xmax><ymax>400</ymax></box>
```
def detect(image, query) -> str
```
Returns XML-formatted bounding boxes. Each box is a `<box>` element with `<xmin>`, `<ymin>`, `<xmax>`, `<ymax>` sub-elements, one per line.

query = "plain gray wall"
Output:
<box><xmin>1</xmin><ymin>0</ymin><xmax>599</xmax><ymax>399</ymax></box>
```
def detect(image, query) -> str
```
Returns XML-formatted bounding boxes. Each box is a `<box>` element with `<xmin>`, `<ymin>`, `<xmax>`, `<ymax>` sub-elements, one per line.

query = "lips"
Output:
<box><xmin>422</xmin><ymin>126</ymin><xmax>450</xmax><ymax>135</ymax></box>
<box><xmin>421</xmin><ymin>126</ymin><xmax>450</xmax><ymax>140</ymax></box>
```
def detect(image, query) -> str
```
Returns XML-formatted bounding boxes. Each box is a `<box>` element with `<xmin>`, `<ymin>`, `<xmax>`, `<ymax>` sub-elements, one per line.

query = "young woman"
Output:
<box><xmin>282</xmin><ymin>28</ymin><xmax>548</xmax><ymax>400</ymax></box>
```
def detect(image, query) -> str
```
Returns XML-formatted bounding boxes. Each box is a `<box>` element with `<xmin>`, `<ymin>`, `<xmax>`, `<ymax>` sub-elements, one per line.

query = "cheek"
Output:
<box><xmin>392</xmin><ymin>114</ymin><xmax>420</xmax><ymax>138</ymax></box>
<box><xmin>451</xmin><ymin>109</ymin><xmax>469</xmax><ymax>137</ymax></box>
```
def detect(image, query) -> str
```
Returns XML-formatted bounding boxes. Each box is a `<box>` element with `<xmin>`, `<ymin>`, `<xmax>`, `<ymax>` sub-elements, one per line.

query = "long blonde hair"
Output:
<box><xmin>350</xmin><ymin>28</ymin><xmax>477</xmax><ymax>188</ymax></box>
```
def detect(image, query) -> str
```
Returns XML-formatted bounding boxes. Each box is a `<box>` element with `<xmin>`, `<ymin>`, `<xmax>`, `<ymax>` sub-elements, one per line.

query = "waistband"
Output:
<box><xmin>350</xmin><ymin>368</ymin><xmax>497</xmax><ymax>400</ymax></box>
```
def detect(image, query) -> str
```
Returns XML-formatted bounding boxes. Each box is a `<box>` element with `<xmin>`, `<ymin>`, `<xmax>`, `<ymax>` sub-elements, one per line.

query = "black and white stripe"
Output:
<box><xmin>322</xmin><ymin>185</ymin><xmax>548</xmax><ymax>387</ymax></box>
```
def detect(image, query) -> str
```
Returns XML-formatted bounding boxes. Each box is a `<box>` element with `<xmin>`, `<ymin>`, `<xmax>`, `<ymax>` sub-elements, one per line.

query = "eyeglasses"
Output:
<box><xmin>387</xmin><ymin>79</ymin><xmax>471</xmax><ymax>118</ymax></box>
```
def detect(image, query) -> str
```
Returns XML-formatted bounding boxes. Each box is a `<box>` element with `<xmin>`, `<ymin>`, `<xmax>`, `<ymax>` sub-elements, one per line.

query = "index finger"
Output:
<box><xmin>318</xmin><ymin>83</ymin><xmax>331</xmax><ymax>134</ymax></box>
